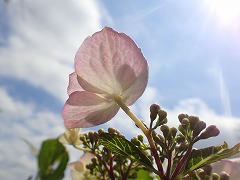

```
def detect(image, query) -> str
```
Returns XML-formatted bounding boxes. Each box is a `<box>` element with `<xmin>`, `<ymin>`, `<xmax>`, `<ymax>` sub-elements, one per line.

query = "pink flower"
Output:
<box><xmin>69</xmin><ymin>152</ymin><xmax>96</xmax><ymax>180</ymax></box>
<box><xmin>62</xmin><ymin>27</ymin><xmax>148</xmax><ymax>128</ymax></box>
<box><xmin>211</xmin><ymin>158</ymin><xmax>240</xmax><ymax>179</ymax></box>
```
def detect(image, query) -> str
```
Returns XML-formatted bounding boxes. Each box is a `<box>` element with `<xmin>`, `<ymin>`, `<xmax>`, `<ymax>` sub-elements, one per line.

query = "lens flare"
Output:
<box><xmin>204</xmin><ymin>0</ymin><xmax>240</xmax><ymax>28</ymax></box>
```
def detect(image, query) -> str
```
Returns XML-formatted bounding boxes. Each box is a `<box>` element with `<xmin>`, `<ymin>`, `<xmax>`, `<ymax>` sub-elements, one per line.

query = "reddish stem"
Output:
<box><xmin>166</xmin><ymin>150</ymin><xmax>172</xmax><ymax>179</ymax></box>
<box><xmin>122</xmin><ymin>161</ymin><xmax>133</xmax><ymax>180</ymax></box>
<box><xmin>170</xmin><ymin>142</ymin><xmax>193</xmax><ymax>179</ymax></box>
<box><xmin>146</xmin><ymin>130</ymin><xmax>166</xmax><ymax>179</ymax></box>
<box><xmin>96</xmin><ymin>154</ymin><xmax>115</xmax><ymax>180</ymax></box>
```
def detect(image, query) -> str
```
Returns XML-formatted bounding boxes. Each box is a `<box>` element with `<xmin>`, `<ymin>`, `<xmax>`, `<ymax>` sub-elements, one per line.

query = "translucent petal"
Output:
<box><xmin>69</xmin><ymin>153</ymin><xmax>95</xmax><ymax>180</ymax></box>
<box><xmin>62</xmin><ymin>91</ymin><xmax>120</xmax><ymax>128</ymax></box>
<box><xmin>74</xmin><ymin>27</ymin><xmax>148</xmax><ymax>97</ymax></box>
<box><xmin>67</xmin><ymin>72</ymin><xmax>84</xmax><ymax>95</ymax></box>
<box><xmin>122</xmin><ymin>68</ymin><xmax>148</xmax><ymax>105</ymax></box>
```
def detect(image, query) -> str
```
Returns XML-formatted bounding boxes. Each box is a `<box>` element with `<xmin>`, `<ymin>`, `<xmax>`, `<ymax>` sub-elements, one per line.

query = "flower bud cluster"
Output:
<box><xmin>131</xmin><ymin>135</ymin><xmax>152</xmax><ymax>162</ymax></box>
<box><xmin>80</xmin><ymin>127</ymin><xmax>149</xmax><ymax>179</ymax></box>
<box><xmin>149</xmin><ymin>104</ymin><xmax>168</xmax><ymax>129</ymax></box>
<box><xmin>177</xmin><ymin>114</ymin><xmax>220</xmax><ymax>143</ymax></box>
<box><xmin>183</xmin><ymin>165</ymin><xmax>230</xmax><ymax>180</ymax></box>
<box><xmin>79</xmin><ymin>131</ymin><xmax>100</xmax><ymax>149</ymax></box>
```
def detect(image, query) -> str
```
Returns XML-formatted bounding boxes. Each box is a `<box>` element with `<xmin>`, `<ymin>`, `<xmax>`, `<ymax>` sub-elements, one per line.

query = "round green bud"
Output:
<box><xmin>178</xmin><ymin>124</ymin><xmax>186</xmax><ymax>135</ymax></box>
<box><xmin>188</xmin><ymin>116</ymin><xmax>200</xmax><ymax>130</ymax></box>
<box><xmin>211</xmin><ymin>173</ymin><xmax>220</xmax><ymax>180</ymax></box>
<box><xmin>98</xmin><ymin>128</ymin><xmax>105</xmax><ymax>134</ymax></box>
<box><xmin>108</xmin><ymin>127</ymin><xmax>119</xmax><ymax>134</ymax></box>
<box><xmin>178</xmin><ymin>113</ymin><xmax>188</xmax><ymax>123</ymax></box>
<box><xmin>193</xmin><ymin>120</ymin><xmax>206</xmax><ymax>137</ymax></box>
<box><xmin>131</xmin><ymin>137</ymin><xmax>141</xmax><ymax>146</ymax></box>
<box><xmin>170</xmin><ymin>127</ymin><xmax>177</xmax><ymax>138</ymax></box>
<box><xmin>137</xmin><ymin>134</ymin><xmax>144</xmax><ymax>142</ymax></box>
<box><xmin>158</xmin><ymin>109</ymin><xmax>167</xmax><ymax>120</ymax></box>
<box><xmin>91</xmin><ymin>157</ymin><xmax>98</xmax><ymax>164</ymax></box>
<box><xmin>153</xmin><ymin>131</ymin><xmax>165</xmax><ymax>145</ymax></box>
<box><xmin>88</xmin><ymin>131</ymin><xmax>94</xmax><ymax>144</ymax></box>
<box><xmin>181</xmin><ymin>118</ymin><xmax>190</xmax><ymax>127</ymax></box>
<box><xmin>150</xmin><ymin>103</ymin><xmax>161</xmax><ymax>121</ymax></box>
<box><xmin>79</xmin><ymin>136</ymin><xmax>85</xmax><ymax>142</ymax></box>
<box><xmin>93</xmin><ymin>132</ymin><xmax>99</xmax><ymax>141</ymax></box>
<box><xmin>175</xmin><ymin>134</ymin><xmax>185</xmax><ymax>143</ymax></box>
<box><xmin>160</xmin><ymin>125</ymin><xmax>169</xmax><ymax>137</ymax></box>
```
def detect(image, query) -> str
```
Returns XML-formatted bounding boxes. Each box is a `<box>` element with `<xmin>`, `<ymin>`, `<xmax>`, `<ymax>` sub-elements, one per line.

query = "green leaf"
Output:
<box><xmin>37</xmin><ymin>139</ymin><xmax>69</xmax><ymax>180</ymax></box>
<box><xmin>99</xmin><ymin>133</ymin><xmax>156</xmax><ymax>172</ymax></box>
<box><xmin>185</xmin><ymin>142</ymin><xmax>240</xmax><ymax>172</ymax></box>
<box><xmin>131</xmin><ymin>169</ymin><xmax>154</xmax><ymax>180</ymax></box>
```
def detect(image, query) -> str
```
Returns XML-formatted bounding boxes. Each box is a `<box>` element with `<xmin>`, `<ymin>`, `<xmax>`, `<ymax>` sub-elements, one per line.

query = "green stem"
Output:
<box><xmin>73</xmin><ymin>145</ymin><xmax>92</xmax><ymax>152</ymax></box>
<box><xmin>114</xmin><ymin>96</ymin><xmax>148</xmax><ymax>135</ymax></box>
<box><xmin>114</xmin><ymin>96</ymin><xmax>165</xmax><ymax>179</ymax></box>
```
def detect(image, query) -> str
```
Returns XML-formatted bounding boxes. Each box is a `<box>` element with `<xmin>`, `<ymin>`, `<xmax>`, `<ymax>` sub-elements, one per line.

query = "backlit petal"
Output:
<box><xmin>122</xmin><ymin>69</ymin><xmax>148</xmax><ymax>105</ymax></box>
<box><xmin>69</xmin><ymin>153</ymin><xmax>96</xmax><ymax>180</ymax></box>
<box><xmin>74</xmin><ymin>27</ymin><xmax>148</xmax><ymax>98</ymax></box>
<box><xmin>67</xmin><ymin>72</ymin><xmax>84</xmax><ymax>95</ymax></box>
<box><xmin>62</xmin><ymin>27</ymin><xmax>149</xmax><ymax>128</ymax></box>
<box><xmin>62</xmin><ymin>91</ymin><xmax>119</xmax><ymax>128</ymax></box>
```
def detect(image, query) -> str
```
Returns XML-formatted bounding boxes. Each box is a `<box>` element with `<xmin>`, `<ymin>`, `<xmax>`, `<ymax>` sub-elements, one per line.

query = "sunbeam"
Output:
<box><xmin>203</xmin><ymin>0</ymin><xmax>240</xmax><ymax>28</ymax></box>
<box><xmin>219</xmin><ymin>69</ymin><xmax>232</xmax><ymax>117</ymax></box>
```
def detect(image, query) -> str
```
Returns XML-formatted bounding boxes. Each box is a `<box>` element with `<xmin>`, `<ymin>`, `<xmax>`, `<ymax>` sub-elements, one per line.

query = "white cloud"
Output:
<box><xmin>0</xmin><ymin>86</ymin><xmax>69</xmax><ymax>179</ymax></box>
<box><xmin>0</xmin><ymin>87</ymin><xmax>33</xmax><ymax>118</ymax></box>
<box><xmin>0</xmin><ymin>0</ymin><xmax>105</xmax><ymax>102</ymax></box>
<box><xmin>0</xmin><ymin>86</ymin><xmax>86</xmax><ymax>179</ymax></box>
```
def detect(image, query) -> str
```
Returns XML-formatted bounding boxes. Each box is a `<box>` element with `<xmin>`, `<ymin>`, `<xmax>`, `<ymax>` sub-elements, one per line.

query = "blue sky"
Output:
<box><xmin>0</xmin><ymin>0</ymin><xmax>240</xmax><ymax>179</ymax></box>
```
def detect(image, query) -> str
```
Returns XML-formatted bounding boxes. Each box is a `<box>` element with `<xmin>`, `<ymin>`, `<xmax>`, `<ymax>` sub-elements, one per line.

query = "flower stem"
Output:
<box><xmin>114</xmin><ymin>96</ymin><xmax>165</xmax><ymax>179</ymax></box>
<box><xmin>147</xmin><ymin>129</ymin><xmax>165</xmax><ymax>179</ymax></box>
<box><xmin>73</xmin><ymin>145</ymin><xmax>92</xmax><ymax>152</ymax></box>
<box><xmin>171</xmin><ymin>142</ymin><xmax>193</xmax><ymax>179</ymax></box>
<box><xmin>114</xmin><ymin>96</ymin><xmax>148</xmax><ymax>135</ymax></box>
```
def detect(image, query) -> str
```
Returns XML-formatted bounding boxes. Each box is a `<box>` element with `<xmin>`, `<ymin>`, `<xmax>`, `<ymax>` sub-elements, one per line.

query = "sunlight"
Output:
<box><xmin>204</xmin><ymin>0</ymin><xmax>240</xmax><ymax>27</ymax></box>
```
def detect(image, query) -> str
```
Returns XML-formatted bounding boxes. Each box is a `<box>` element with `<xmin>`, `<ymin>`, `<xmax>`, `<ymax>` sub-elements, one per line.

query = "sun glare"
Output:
<box><xmin>204</xmin><ymin>0</ymin><xmax>240</xmax><ymax>27</ymax></box>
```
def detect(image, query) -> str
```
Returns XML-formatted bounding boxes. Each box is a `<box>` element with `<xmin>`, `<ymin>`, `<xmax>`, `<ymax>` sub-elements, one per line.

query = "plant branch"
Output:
<box><xmin>73</xmin><ymin>145</ymin><xmax>92</xmax><ymax>152</ymax></box>
<box><xmin>146</xmin><ymin>129</ymin><xmax>166</xmax><ymax>179</ymax></box>
<box><xmin>96</xmin><ymin>154</ymin><xmax>115</xmax><ymax>180</ymax></box>
<box><xmin>171</xmin><ymin>142</ymin><xmax>193</xmax><ymax>179</ymax></box>
<box><xmin>166</xmin><ymin>150</ymin><xmax>172</xmax><ymax>179</ymax></box>
<box><xmin>114</xmin><ymin>96</ymin><xmax>148</xmax><ymax>135</ymax></box>
<box><xmin>114</xmin><ymin>96</ymin><xmax>165</xmax><ymax>179</ymax></box>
